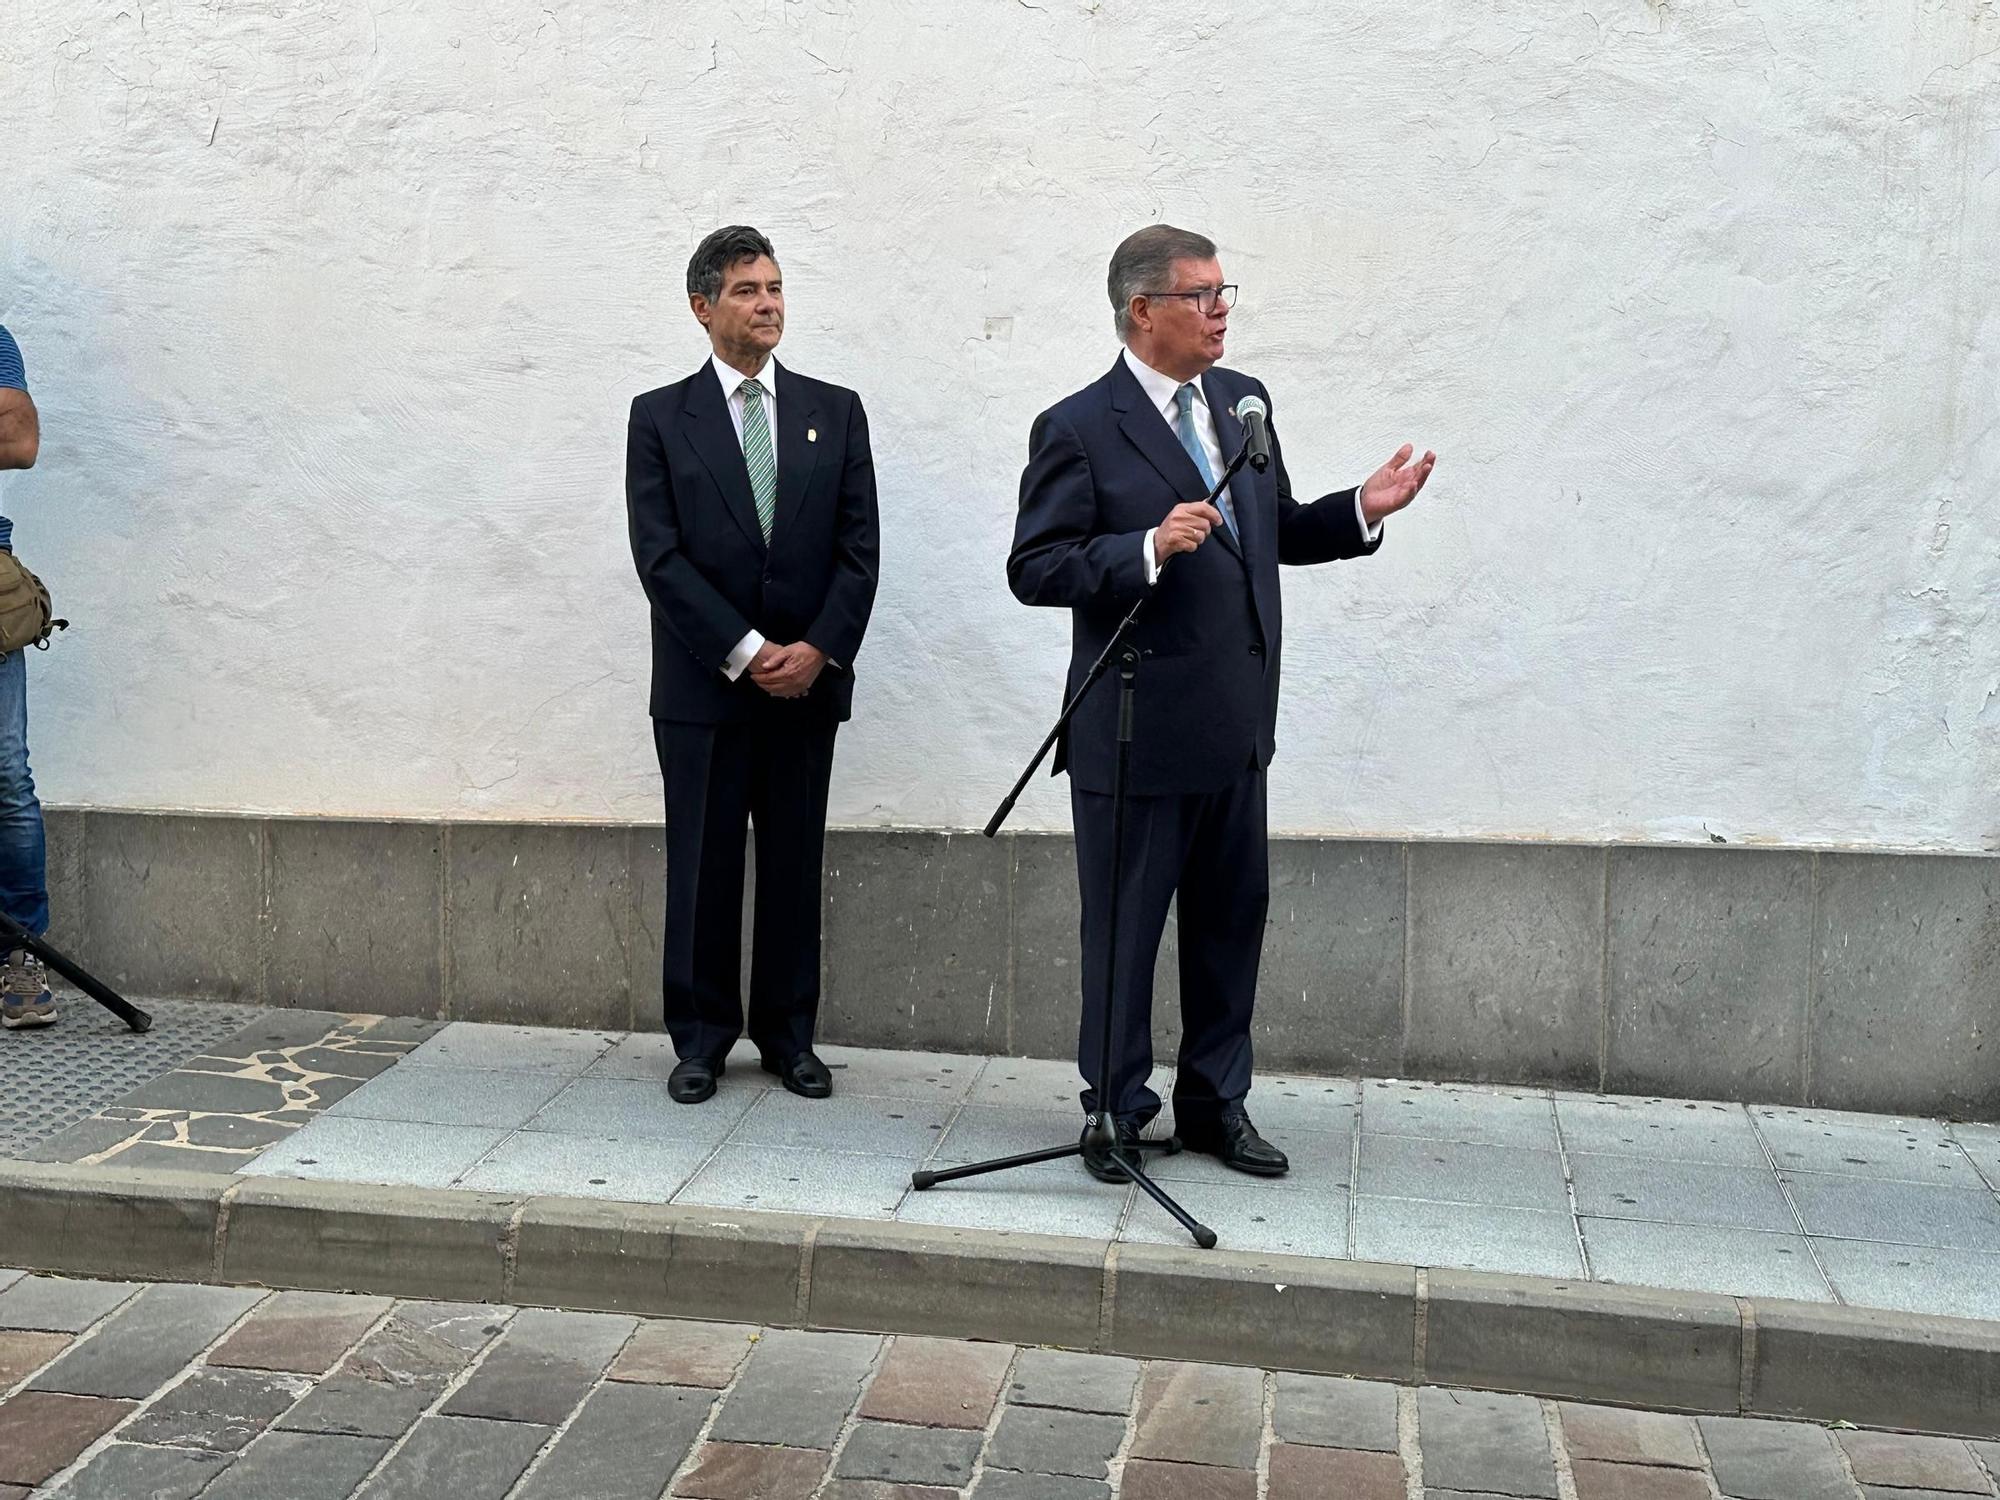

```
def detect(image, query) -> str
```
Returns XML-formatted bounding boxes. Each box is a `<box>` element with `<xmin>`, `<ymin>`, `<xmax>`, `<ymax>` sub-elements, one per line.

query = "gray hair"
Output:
<box><xmin>1108</xmin><ymin>225</ymin><xmax>1217</xmax><ymax>340</ymax></box>
<box><xmin>686</xmin><ymin>225</ymin><xmax>777</xmax><ymax>302</ymax></box>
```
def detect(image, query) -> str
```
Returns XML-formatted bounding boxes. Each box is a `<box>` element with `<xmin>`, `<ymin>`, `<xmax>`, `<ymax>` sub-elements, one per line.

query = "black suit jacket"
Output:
<box><xmin>627</xmin><ymin>360</ymin><xmax>880</xmax><ymax>723</ymax></box>
<box><xmin>1007</xmin><ymin>356</ymin><xmax>1381</xmax><ymax>796</ymax></box>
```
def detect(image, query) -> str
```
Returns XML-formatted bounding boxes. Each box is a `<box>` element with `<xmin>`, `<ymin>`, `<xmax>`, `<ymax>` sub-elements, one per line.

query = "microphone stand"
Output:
<box><xmin>911</xmin><ymin>433</ymin><xmax>1256</xmax><ymax>1250</ymax></box>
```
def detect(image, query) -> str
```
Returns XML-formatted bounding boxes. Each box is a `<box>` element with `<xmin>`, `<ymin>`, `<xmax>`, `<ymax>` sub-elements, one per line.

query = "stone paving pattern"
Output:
<box><xmin>18</xmin><ymin>1010</ymin><xmax>440</xmax><ymax>1170</ymax></box>
<box><xmin>7</xmin><ymin>1267</ymin><xmax>2000</xmax><ymax>1499</ymax></box>
<box><xmin>0</xmin><ymin>1000</ymin><xmax>260</xmax><ymax>1160</ymax></box>
<box><xmin>207</xmin><ymin>1019</ymin><xmax>2000</xmax><ymax>1319</ymax></box>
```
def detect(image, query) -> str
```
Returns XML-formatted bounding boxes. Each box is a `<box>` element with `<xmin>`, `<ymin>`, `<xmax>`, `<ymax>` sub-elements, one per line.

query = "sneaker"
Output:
<box><xmin>0</xmin><ymin>949</ymin><xmax>56</xmax><ymax>1028</ymax></box>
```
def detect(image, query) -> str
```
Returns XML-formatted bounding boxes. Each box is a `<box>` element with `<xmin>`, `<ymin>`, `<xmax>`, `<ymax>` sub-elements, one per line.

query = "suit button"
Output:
<box><xmin>1249</xmin><ymin>644</ymin><xmax>1263</xmax><ymax>657</ymax></box>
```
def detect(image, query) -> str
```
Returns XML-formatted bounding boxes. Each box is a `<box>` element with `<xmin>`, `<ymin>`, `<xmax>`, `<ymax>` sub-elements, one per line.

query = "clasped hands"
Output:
<box><xmin>1151</xmin><ymin>443</ymin><xmax>1439</xmax><ymax>566</ymax></box>
<box><xmin>750</xmin><ymin>640</ymin><xmax>826</xmax><ymax>698</ymax></box>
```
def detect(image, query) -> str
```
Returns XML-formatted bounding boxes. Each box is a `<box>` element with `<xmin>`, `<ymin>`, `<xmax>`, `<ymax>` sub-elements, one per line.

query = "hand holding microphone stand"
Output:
<box><xmin>909</xmin><ymin>396</ymin><xmax>1274</xmax><ymax>1250</ymax></box>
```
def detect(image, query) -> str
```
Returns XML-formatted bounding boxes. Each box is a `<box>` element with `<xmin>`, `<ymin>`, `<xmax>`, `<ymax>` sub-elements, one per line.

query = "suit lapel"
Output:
<box><xmin>771</xmin><ymin>362</ymin><xmax>824</xmax><ymax>544</ymax></box>
<box><xmin>682</xmin><ymin>362</ymin><xmax>767</xmax><ymax>553</ymax></box>
<box><xmin>1111</xmin><ymin>358</ymin><xmax>1210</xmax><ymax>513</ymax></box>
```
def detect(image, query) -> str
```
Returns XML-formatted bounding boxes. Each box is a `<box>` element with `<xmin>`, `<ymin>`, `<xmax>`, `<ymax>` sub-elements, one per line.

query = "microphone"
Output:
<box><xmin>1233</xmin><ymin>394</ymin><xmax>1272</xmax><ymax>472</ymax></box>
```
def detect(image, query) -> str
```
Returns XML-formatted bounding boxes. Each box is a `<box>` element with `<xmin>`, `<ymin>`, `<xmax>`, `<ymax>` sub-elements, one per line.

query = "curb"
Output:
<box><xmin>6</xmin><ymin>1159</ymin><xmax>1998</xmax><ymax>1437</ymax></box>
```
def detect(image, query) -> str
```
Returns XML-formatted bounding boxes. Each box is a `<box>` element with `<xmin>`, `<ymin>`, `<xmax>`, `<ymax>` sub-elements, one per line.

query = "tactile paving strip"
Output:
<box><xmin>0</xmin><ymin>998</ymin><xmax>262</xmax><ymax>1158</ymax></box>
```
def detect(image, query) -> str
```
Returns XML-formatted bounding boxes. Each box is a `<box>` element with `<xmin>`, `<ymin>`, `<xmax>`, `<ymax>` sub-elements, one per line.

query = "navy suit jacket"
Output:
<box><xmin>626</xmin><ymin>360</ymin><xmax>880</xmax><ymax>724</ymax></box>
<box><xmin>1008</xmin><ymin>356</ymin><xmax>1381</xmax><ymax>796</ymax></box>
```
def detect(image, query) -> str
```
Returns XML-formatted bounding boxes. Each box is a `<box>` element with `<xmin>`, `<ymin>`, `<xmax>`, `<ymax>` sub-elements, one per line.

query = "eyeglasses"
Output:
<box><xmin>1142</xmin><ymin>284</ymin><xmax>1238</xmax><ymax>315</ymax></box>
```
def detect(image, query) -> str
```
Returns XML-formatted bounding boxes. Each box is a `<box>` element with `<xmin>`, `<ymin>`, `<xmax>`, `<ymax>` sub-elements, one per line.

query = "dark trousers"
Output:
<box><xmin>653</xmin><ymin>711</ymin><xmax>837</xmax><ymax>1061</ymax></box>
<box><xmin>1071</xmin><ymin>765</ymin><xmax>1269</xmax><ymax>1129</ymax></box>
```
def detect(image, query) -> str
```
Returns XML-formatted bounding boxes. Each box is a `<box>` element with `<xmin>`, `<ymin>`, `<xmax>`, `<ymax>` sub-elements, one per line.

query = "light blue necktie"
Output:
<box><xmin>1174</xmin><ymin>383</ymin><xmax>1237</xmax><ymax>538</ymax></box>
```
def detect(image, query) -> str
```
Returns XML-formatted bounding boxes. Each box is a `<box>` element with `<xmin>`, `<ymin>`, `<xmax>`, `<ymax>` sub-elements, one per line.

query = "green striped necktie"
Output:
<box><xmin>738</xmin><ymin>377</ymin><xmax>776</xmax><ymax>542</ymax></box>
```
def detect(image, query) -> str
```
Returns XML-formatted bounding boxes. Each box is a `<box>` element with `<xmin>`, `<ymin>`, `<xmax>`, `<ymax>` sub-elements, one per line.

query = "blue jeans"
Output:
<box><xmin>0</xmin><ymin>645</ymin><xmax>48</xmax><ymax>938</ymax></box>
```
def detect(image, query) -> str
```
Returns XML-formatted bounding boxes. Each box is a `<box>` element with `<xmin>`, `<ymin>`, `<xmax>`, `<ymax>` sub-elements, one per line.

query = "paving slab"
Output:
<box><xmin>1553</xmin><ymin>1095</ymin><xmax>1768</xmax><ymax>1167</ymax></box>
<box><xmin>674</xmin><ymin>1441</ymin><xmax>829</xmax><ymax>1500</ymax></box>
<box><xmin>353</xmin><ymin>1413</ymin><xmax>552</xmax><ymax>1499</ymax></box>
<box><xmin>610</xmin><ymin>1319</ymin><xmax>757</xmax><ymax>1388</ymax></box>
<box><xmin>1007</xmin><ymin>1349</ymin><xmax>1141</xmax><ymax>1414</ymax></box>
<box><xmin>195</xmin><ymin>1431</ymin><xmax>393</xmax><ymax>1500</ymax></box>
<box><xmin>30</xmin><ymin>1283</ymin><xmax>263</xmax><ymax>1399</ymax></box>
<box><xmin>119</xmin><ymin>1365</ymin><xmax>311</xmax><ymax>1451</ymax></box>
<box><xmin>207</xmin><ymin>1290</ymin><xmax>394</xmax><ymax>1374</ymax></box>
<box><xmin>1268</xmin><ymin>1444</ymin><xmax>1406</xmax><ymax>1500</ymax></box>
<box><xmin>512</xmin><ymin>1380</ymin><xmax>714</xmax><ymax>1500</ymax></box>
<box><xmin>1129</xmin><ymin>1360</ymin><xmax>1264</xmax><ymax>1468</ymax></box>
<box><xmin>1836</xmin><ymin>1429</ymin><xmax>1990</xmax><ymax>1492</ymax></box>
<box><xmin>1271</xmin><ymin>1372</ymin><xmax>1400</xmax><ymax>1451</ymax></box>
<box><xmin>1579</xmin><ymin>1219</ymin><xmax>1833</xmax><ymax>1301</ymax></box>
<box><xmin>441</xmin><ymin>1306</ymin><xmax>635</xmax><ymax>1425</ymax></box>
<box><xmin>1569</xmin><ymin>1154</ymin><xmax>1798</xmax><ymax>1232</ymax></box>
<box><xmin>0</xmin><ymin>1276</ymin><xmax>139</xmax><ymax>1333</ymax></box>
<box><xmin>707</xmin><ymin>1328</ymin><xmax>881</xmax><ymax>1448</ymax></box>
<box><xmin>1697</xmin><ymin>1415</ymin><xmax>1853</xmax><ymax>1500</ymax></box>
<box><xmin>1352</xmin><ymin>1196</ymin><xmax>1583</xmax><ymax>1278</ymax></box>
<box><xmin>984</xmin><ymin>1406</ymin><xmax>1127</xmax><ymax>1480</ymax></box>
<box><xmin>0</xmin><ymin>1392</ymin><xmax>135</xmax><ymax>1486</ymax></box>
<box><xmin>835</xmin><ymin>1422</ymin><xmax>983</xmax><ymax>1486</ymax></box>
<box><xmin>1416</xmin><ymin>1387</ymin><xmax>1556</xmax><ymax>1499</ymax></box>
<box><xmin>859</xmin><ymin>1335</ymin><xmax>1014</xmax><ymax>1429</ymax></box>
<box><xmin>48</xmin><ymin>1442</ymin><xmax>233</xmax><ymax>1500</ymax></box>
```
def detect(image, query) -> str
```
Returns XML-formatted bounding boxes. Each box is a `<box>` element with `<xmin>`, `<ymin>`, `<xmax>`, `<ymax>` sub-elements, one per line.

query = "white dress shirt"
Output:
<box><xmin>711</xmin><ymin>352</ymin><xmax>776</xmax><ymax>681</ymax></box>
<box><xmin>1120</xmin><ymin>347</ymin><xmax>1380</xmax><ymax>584</ymax></box>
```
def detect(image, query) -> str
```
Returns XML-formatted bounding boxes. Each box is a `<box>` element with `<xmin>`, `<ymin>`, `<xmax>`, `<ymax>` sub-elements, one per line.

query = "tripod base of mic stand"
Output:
<box><xmin>911</xmin><ymin>1137</ymin><xmax>1220</xmax><ymax>1250</ymax></box>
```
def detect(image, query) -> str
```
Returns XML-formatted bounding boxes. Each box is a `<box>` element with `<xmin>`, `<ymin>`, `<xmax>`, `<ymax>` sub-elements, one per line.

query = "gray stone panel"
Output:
<box><xmin>41</xmin><ymin>806</ymin><xmax>86</xmax><ymax>954</ymax></box>
<box><xmin>1607</xmin><ymin>847</ymin><xmax>1813</xmax><ymax>1103</ymax></box>
<box><xmin>1810</xmin><ymin>852</ymin><xmax>2000</xmax><ymax>1117</ymax></box>
<box><xmin>268</xmin><ymin>817</ymin><xmax>442</xmax><ymax>1017</ymax></box>
<box><xmin>82</xmin><ymin>811</ymin><xmax>265</xmax><ymax>1002</ymax></box>
<box><xmin>1256</xmin><ymin>839</ymin><xmax>1405</xmax><ymax>1074</ymax></box>
<box><xmin>821</xmin><ymin>830</ymin><xmax>1010</xmax><ymax>1054</ymax></box>
<box><xmin>628</xmin><ymin>824</ymin><xmax>665</xmax><ymax>1035</ymax></box>
<box><xmin>1010</xmin><ymin>834</ymin><xmax>1089</xmax><ymax>1062</ymax></box>
<box><xmin>446</xmin><ymin>822</ymin><xmax>631</xmax><ymax>1030</ymax></box>
<box><xmin>1408</xmin><ymin>843</ymin><xmax>1603</xmax><ymax>1089</ymax></box>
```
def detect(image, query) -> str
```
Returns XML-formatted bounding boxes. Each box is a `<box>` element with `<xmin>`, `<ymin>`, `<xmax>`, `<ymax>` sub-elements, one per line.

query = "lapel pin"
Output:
<box><xmin>807</xmin><ymin>427</ymin><xmax>817</xmax><ymax>443</ymax></box>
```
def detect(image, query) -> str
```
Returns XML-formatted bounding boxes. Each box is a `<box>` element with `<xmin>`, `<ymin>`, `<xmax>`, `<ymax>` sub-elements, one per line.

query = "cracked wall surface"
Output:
<box><xmin>1</xmin><ymin>0</ymin><xmax>1996</xmax><ymax>849</ymax></box>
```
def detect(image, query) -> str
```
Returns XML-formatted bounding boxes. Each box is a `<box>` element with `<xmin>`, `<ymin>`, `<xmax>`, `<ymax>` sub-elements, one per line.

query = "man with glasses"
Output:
<box><xmin>1008</xmin><ymin>224</ymin><xmax>1436</xmax><ymax>1180</ymax></box>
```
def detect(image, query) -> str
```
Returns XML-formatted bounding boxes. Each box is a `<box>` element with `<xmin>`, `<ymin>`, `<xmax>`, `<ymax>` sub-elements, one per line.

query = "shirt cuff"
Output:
<box><xmin>723</xmin><ymin>629</ymin><xmax>766</xmax><ymax>681</ymax></box>
<box><xmin>1355</xmin><ymin>491</ymin><xmax>1382</xmax><ymax>544</ymax></box>
<box><xmin>1143</xmin><ymin>528</ymin><xmax>1161</xmax><ymax>586</ymax></box>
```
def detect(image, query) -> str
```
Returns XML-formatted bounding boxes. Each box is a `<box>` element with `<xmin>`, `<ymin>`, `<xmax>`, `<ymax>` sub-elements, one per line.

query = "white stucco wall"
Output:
<box><xmin>2</xmin><ymin>0</ymin><xmax>1995</xmax><ymax>849</ymax></box>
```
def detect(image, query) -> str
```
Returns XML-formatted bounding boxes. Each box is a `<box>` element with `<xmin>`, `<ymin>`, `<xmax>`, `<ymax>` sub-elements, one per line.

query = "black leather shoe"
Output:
<box><xmin>1079</xmin><ymin>1118</ymin><xmax>1145</xmax><ymax>1184</ymax></box>
<box><xmin>667</xmin><ymin>1056</ymin><xmax>724</xmax><ymax>1105</ymax></box>
<box><xmin>1178</xmin><ymin>1109</ymin><xmax>1289</xmax><ymax>1176</ymax></box>
<box><xmin>761</xmin><ymin>1049</ymin><xmax>833</xmax><ymax>1099</ymax></box>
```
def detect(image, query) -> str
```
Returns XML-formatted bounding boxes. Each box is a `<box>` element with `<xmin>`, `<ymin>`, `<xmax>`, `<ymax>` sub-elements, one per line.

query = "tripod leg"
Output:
<box><xmin>0</xmin><ymin>913</ymin><xmax>151</xmax><ymax>1032</ymax></box>
<box><xmin>1116</xmin><ymin>1151</ymin><xmax>1218</xmax><ymax>1250</ymax></box>
<box><xmin>912</xmin><ymin>1144</ymin><xmax>1084</xmax><ymax>1190</ymax></box>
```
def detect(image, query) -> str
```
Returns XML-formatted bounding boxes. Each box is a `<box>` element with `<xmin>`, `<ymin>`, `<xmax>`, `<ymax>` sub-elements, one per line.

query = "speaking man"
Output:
<box><xmin>626</xmin><ymin>226</ymin><xmax>880</xmax><ymax>1105</ymax></box>
<box><xmin>1008</xmin><ymin>225</ymin><xmax>1436</xmax><ymax>1179</ymax></box>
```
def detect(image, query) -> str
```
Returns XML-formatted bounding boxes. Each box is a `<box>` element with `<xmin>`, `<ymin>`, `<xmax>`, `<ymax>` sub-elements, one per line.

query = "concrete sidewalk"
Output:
<box><xmin>13</xmin><ymin>1005</ymin><xmax>2000</xmax><ymax>1437</ymax></box>
<box><xmin>16</xmin><ymin>1010</ymin><xmax>2000</xmax><ymax>1320</ymax></box>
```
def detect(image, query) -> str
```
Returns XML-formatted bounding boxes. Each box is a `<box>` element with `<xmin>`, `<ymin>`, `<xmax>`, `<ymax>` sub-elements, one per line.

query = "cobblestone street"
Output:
<box><xmin>5</xmin><ymin>1267</ymin><xmax>1998</xmax><ymax>1499</ymax></box>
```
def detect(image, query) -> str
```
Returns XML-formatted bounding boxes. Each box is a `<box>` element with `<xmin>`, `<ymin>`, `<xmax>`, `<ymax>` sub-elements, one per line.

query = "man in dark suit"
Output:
<box><xmin>626</xmin><ymin>225</ymin><xmax>880</xmax><ymax>1105</ymax></box>
<box><xmin>1008</xmin><ymin>225</ymin><xmax>1435</xmax><ymax>1178</ymax></box>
